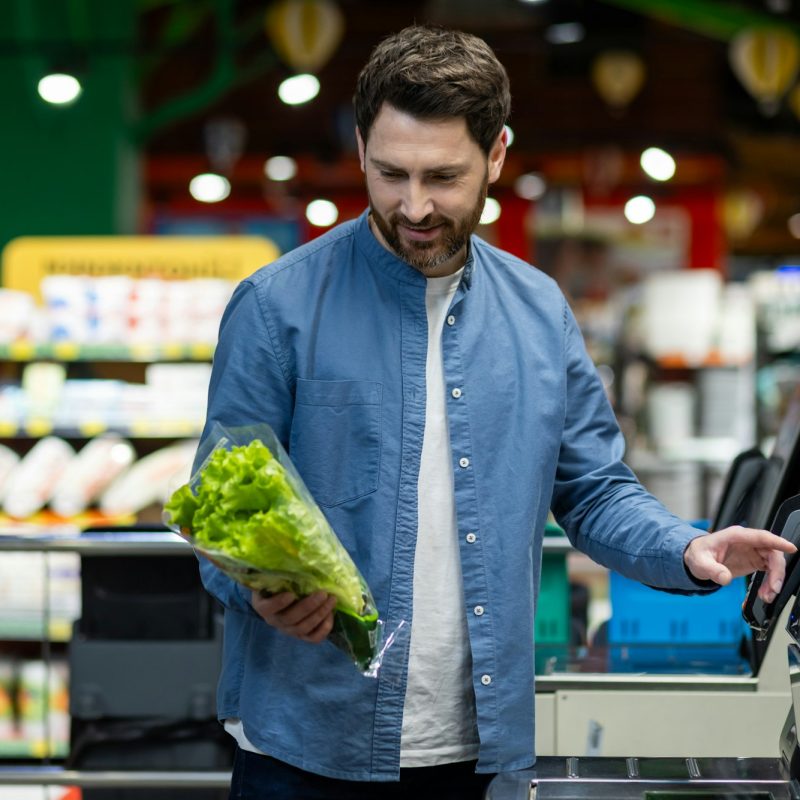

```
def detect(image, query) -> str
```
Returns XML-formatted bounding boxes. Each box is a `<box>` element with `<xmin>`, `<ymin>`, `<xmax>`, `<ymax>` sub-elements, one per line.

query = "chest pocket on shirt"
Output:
<box><xmin>289</xmin><ymin>379</ymin><xmax>382</xmax><ymax>507</ymax></box>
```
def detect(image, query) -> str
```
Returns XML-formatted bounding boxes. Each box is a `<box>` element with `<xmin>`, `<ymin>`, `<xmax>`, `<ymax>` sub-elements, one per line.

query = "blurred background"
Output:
<box><xmin>2</xmin><ymin>0</ymin><xmax>800</xmax><ymax>782</ymax></box>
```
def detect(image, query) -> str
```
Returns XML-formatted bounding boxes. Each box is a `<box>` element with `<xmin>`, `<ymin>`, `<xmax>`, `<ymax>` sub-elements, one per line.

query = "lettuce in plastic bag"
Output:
<box><xmin>164</xmin><ymin>425</ymin><xmax>382</xmax><ymax>673</ymax></box>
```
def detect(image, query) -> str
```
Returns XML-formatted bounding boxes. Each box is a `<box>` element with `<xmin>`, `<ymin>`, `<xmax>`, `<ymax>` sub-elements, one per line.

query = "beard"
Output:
<box><xmin>368</xmin><ymin>173</ymin><xmax>488</xmax><ymax>274</ymax></box>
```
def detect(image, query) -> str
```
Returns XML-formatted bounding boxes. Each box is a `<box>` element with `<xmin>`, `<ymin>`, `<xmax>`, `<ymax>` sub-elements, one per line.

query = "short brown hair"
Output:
<box><xmin>353</xmin><ymin>25</ymin><xmax>511</xmax><ymax>154</ymax></box>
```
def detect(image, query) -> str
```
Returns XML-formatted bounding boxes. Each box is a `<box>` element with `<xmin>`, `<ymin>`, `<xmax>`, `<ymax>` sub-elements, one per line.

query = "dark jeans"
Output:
<box><xmin>229</xmin><ymin>747</ymin><xmax>495</xmax><ymax>800</ymax></box>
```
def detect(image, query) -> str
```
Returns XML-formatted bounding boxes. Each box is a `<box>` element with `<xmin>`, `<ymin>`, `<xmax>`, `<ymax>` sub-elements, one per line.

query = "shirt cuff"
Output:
<box><xmin>659</xmin><ymin>525</ymin><xmax>720</xmax><ymax>593</ymax></box>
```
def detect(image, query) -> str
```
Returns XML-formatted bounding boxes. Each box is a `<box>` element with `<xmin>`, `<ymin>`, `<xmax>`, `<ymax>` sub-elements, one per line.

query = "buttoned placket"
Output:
<box><xmin>441</xmin><ymin>287</ymin><xmax>499</xmax><ymax>764</ymax></box>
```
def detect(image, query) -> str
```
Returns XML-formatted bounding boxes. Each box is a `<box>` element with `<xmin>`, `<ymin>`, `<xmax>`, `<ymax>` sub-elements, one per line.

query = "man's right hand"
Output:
<box><xmin>250</xmin><ymin>590</ymin><xmax>337</xmax><ymax>643</ymax></box>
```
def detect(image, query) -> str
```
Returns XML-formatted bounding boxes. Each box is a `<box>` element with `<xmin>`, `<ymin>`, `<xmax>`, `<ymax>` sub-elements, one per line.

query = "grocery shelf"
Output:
<box><xmin>0</xmin><ymin>342</ymin><xmax>215</xmax><ymax>363</ymax></box>
<box><xmin>0</xmin><ymin>420</ymin><xmax>203</xmax><ymax>439</ymax></box>
<box><xmin>0</xmin><ymin>621</ymin><xmax>73</xmax><ymax>643</ymax></box>
<box><xmin>0</xmin><ymin>767</ymin><xmax>231</xmax><ymax>788</ymax></box>
<box><xmin>0</xmin><ymin>531</ymin><xmax>192</xmax><ymax>555</ymax></box>
<box><xmin>0</xmin><ymin>741</ymin><xmax>67</xmax><ymax>759</ymax></box>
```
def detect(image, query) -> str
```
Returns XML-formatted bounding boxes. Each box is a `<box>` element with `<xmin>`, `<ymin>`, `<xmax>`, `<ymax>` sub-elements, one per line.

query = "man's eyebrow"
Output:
<box><xmin>369</xmin><ymin>158</ymin><xmax>404</xmax><ymax>172</ymax></box>
<box><xmin>369</xmin><ymin>157</ymin><xmax>467</xmax><ymax>174</ymax></box>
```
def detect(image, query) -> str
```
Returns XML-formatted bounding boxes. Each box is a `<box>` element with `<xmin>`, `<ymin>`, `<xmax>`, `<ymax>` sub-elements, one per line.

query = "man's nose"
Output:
<box><xmin>401</xmin><ymin>181</ymin><xmax>434</xmax><ymax>223</ymax></box>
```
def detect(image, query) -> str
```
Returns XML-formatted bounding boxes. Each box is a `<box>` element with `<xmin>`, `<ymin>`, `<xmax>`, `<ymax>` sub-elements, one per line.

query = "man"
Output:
<box><xmin>198</xmin><ymin>25</ymin><xmax>794</xmax><ymax>800</ymax></box>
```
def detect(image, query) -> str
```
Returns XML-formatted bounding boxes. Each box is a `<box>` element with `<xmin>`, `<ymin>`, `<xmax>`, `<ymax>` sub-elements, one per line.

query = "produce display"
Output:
<box><xmin>164</xmin><ymin>427</ymin><xmax>383</xmax><ymax>673</ymax></box>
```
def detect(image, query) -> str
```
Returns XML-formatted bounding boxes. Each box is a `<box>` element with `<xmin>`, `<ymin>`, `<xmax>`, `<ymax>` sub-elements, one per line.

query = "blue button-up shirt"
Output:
<box><xmin>198</xmin><ymin>210</ymin><xmax>707</xmax><ymax>781</ymax></box>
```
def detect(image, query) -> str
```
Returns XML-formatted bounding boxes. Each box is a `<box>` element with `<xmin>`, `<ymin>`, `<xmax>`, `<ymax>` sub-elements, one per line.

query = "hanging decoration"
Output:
<box><xmin>788</xmin><ymin>82</ymin><xmax>800</xmax><ymax>120</ymax></box>
<box><xmin>590</xmin><ymin>50</ymin><xmax>646</xmax><ymax>111</ymax></box>
<box><xmin>720</xmin><ymin>188</ymin><xmax>764</xmax><ymax>241</ymax></box>
<box><xmin>729</xmin><ymin>27</ymin><xmax>800</xmax><ymax>115</ymax></box>
<box><xmin>266</xmin><ymin>0</ymin><xmax>345</xmax><ymax>74</ymax></box>
<box><xmin>204</xmin><ymin>116</ymin><xmax>247</xmax><ymax>174</ymax></box>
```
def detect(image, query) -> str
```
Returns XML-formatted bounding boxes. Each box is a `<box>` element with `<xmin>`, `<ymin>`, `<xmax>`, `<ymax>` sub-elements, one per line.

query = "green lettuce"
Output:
<box><xmin>164</xmin><ymin>439</ymin><xmax>379</xmax><ymax>670</ymax></box>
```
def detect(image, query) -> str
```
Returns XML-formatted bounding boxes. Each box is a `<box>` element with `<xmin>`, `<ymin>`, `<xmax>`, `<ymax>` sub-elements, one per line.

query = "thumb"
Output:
<box><xmin>690</xmin><ymin>547</ymin><xmax>732</xmax><ymax>585</ymax></box>
<box><xmin>708</xmin><ymin>562</ymin><xmax>733</xmax><ymax>586</ymax></box>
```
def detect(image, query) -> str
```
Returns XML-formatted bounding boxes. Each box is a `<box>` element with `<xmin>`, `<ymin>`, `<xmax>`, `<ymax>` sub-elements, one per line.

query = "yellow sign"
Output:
<box><xmin>1</xmin><ymin>235</ymin><xmax>280</xmax><ymax>301</ymax></box>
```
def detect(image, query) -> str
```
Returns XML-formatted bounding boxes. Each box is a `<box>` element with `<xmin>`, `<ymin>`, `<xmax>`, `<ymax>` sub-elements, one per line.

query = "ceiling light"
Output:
<box><xmin>788</xmin><ymin>213</ymin><xmax>800</xmax><ymax>238</ymax></box>
<box><xmin>278</xmin><ymin>74</ymin><xmax>320</xmax><ymax>106</ymax></box>
<box><xmin>625</xmin><ymin>195</ymin><xmax>656</xmax><ymax>224</ymax></box>
<box><xmin>480</xmin><ymin>198</ymin><xmax>502</xmax><ymax>225</ymax></box>
<box><xmin>38</xmin><ymin>73</ymin><xmax>82</xmax><ymax>105</ymax></box>
<box><xmin>544</xmin><ymin>22</ymin><xmax>585</xmax><ymax>45</ymax></box>
<box><xmin>189</xmin><ymin>173</ymin><xmax>231</xmax><ymax>203</ymax></box>
<box><xmin>514</xmin><ymin>173</ymin><xmax>547</xmax><ymax>201</ymax></box>
<box><xmin>640</xmin><ymin>147</ymin><xmax>676</xmax><ymax>181</ymax></box>
<box><xmin>265</xmin><ymin>155</ymin><xmax>298</xmax><ymax>182</ymax></box>
<box><xmin>306</xmin><ymin>199</ymin><xmax>338</xmax><ymax>227</ymax></box>
<box><xmin>504</xmin><ymin>125</ymin><xmax>515</xmax><ymax>146</ymax></box>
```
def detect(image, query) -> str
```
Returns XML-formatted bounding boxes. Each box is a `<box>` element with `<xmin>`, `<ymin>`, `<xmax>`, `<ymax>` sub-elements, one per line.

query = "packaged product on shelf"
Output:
<box><xmin>21</xmin><ymin>363</ymin><xmax>66</xmax><ymax>421</ymax></box>
<box><xmin>99</xmin><ymin>439</ymin><xmax>199</xmax><ymax>515</ymax></box>
<box><xmin>17</xmin><ymin>660</ymin><xmax>69</xmax><ymax>757</ymax></box>
<box><xmin>0</xmin><ymin>660</ymin><xmax>14</xmax><ymax>742</ymax></box>
<box><xmin>40</xmin><ymin>276</ymin><xmax>92</xmax><ymax>343</ymax></box>
<box><xmin>129</xmin><ymin>278</ymin><xmax>166</xmax><ymax>345</ymax></box>
<box><xmin>145</xmin><ymin>362</ymin><xmax>212</xmax><ymax>426</ymax></box>
<box><xmin>52</xmin><ymin>380</ymin><xmax>126</xmax><ymax>431</ymax></box>
<box><xmin>0</xmin><ymin>552</ymin><xmax>80</xmax><ymax>639</ymax></box>
<box><xmin>2</xmin><ymin>437</ymin><xmax>75</xmax><ymax>519</ymax></box>
<box><xmin>90</xmin><ymin>276</ymin><xmax>133</xmax><ymax>344</ymax></box>
<box><xmin>162</xmin><ymin>280</ymin><xmax>194</xmax><ymax>343</ymax></box>
<box><xmin>17</xmin><ymin>660</ymin><xmax>47</xmax><ymax>745</ymax></box>
<box><xmin>0</xmin><ymin>289</ymin><xmax>36</xmax><ymax>343</ymax></box>
<box><xmin>50</xmin><ymin>435</ymin><xmax>136</xmax><ymax>517</ymax></box>
<box><xmin>0</xmin><ymin>387</ymin><xmax>25</xmax><ymax>430</ymax></box>
<box><xmin>0</xmin><ymin>444</ymin><xmax>20</xmax><ymax>497</ymax></box>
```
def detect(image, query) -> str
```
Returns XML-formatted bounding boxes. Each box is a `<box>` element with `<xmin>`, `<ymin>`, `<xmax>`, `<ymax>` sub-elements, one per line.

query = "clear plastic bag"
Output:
<box><xmin>163</xmin><ymin>422</ymin><xmax>401</xmax><ymax>675</ymax></box>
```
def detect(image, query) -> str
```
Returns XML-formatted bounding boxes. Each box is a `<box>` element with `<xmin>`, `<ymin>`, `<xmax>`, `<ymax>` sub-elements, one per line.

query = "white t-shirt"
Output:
<box><xmin>399</xmin><ymin>267</ymin><xmax>479</xmax><ymax>767</ymax></box>
<box><xmin>226</xmin><ymin>267</ymin><xmax>479</xmax><ymax>766</ymax></box>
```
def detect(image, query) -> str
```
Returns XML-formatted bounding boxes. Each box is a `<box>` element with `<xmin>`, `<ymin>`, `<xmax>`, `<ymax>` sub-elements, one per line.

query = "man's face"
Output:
<box><xmin>357</xmin><ymin>104</ymin><xmax>506</xmax><ymax>277</ymax></box>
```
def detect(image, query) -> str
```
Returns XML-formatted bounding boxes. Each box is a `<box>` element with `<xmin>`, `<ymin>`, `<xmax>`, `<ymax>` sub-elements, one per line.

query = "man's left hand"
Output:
<box><xmin>683</xmin><ymin>526</ymin><xmax>797</xmax><ymax>603</ymax></box>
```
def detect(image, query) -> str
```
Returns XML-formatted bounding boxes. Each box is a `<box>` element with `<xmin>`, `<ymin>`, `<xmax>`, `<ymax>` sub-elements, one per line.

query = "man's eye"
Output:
<box><xmin>380</xmin><ymin>171</ymin><xmax>403</xmax><ymax>181</ymax></box>
<box><xmin>432</xmin><ymin>174</ymin><xmax>457</xmax><ymax>183</ymax></box>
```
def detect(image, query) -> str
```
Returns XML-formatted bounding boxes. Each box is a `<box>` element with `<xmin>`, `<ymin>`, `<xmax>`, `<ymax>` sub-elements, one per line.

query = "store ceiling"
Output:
<box><xmin>31</xmin><ymin>0</ymin><xmax>800</xmax><ymax>256</ymax></box>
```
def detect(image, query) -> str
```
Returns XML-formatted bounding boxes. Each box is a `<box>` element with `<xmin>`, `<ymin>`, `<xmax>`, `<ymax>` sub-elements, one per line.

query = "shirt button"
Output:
<box><xmin>459</xmin><ymin>457</ymin><xmax>470</xmax><ymax>468</ymax></box>
<box><xmin>474</xmin><ymin>605</ymin><xmax>485</xmax><ymax>616</ymax></box>
<box><xmin>451</xmin><ymin>387</ymin><xmax>462</xmax><ymax>399</ymax></box>
<box><xmin>481</xmin><ymin>674</ymin><xmax>492</xmax><ymax>686</ymax></box>
<box><xmin>465</xmin><ymin>532</ymin><xmax>476</xmax><ymax>543</ymax></box>
<box><xmin>446</xmin><ymin>315</ymin><xmax>456</xmax><ymax>326</ymax></box>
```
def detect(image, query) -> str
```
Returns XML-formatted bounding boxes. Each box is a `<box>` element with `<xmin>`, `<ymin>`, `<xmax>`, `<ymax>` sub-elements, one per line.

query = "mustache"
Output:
<box><xmin>390</xmin><ymin>214</ymin><xmax>449</xmax><ymax>230</ymax></box>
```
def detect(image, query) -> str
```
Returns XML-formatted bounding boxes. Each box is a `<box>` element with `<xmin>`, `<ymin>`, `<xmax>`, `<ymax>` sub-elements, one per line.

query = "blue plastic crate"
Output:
<box><xmin>606</xmin><ymin>572</ymin><xmax>750</xmax><ymax>673</ymax></box>
<box><xmin>609</xmin><ymin>572</ymin><xmax>748</xmax><ymax>644</ymax></box>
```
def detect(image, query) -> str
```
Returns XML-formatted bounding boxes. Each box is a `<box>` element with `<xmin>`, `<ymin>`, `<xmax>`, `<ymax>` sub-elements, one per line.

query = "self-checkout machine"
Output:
<box><xmin>489</xmin><ymin>497</ymin><xmax>800</xmax><ymax>799</ymax></box>
<box><xmin>533</xmin><ymin>386</ymin><xmax>800</xmax><ymax>760</ymax></box>
<box><xmin>526</xmin><ymin>385</ymin><xmax>800</xmax><ymax>779</ymax></box>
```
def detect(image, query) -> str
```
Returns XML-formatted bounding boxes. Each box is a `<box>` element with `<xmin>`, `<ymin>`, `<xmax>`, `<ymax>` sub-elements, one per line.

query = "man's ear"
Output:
<box><xmin>356</xmin><ymin>127</ymin><xmax>366</xmax><ymax>172</ymax></box>
<box><xmin>487</xmin><ymin>129</ymin><xmax>507</xmax><ymax>185</ymax></box>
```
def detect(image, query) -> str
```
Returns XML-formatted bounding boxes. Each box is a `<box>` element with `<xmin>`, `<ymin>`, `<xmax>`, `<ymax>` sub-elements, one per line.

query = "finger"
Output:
<box><xmin>765</xmin><ymin>549</ymin><xmax>788</xmax><ymax>594</ymax></box>
<box><xmin>300</xmin><ymin>609</ymin><xmax>336</xmax><ymax>643</ymax></box>
<box><xmin>710</xmin><ymin>564</ymin><xmax>733</xmax><ymax>586</ymax></box>
<box><xmin>743</xmin><ymin>531</ymin><xmax>797</xmax><ymax>553</ymax></box>
<box><xmin>252</xmin><ymin>591</ymin><xmax>296</xmax><ymax>616</ymax></box>
<box><xmin>251</xmin><ymin>591</ymin><xmax>295</xmax><ymax>617</ymax></box>
<box><xmin>285</xmin><ymin>596</ymin><xmax>337</xmax><ymax>638</ymax></box>
<box><xmin>688</xmin><ymin>544</ymin><xmax>734</xmax><ymax>585</ymax></box>
<box><xmin>277</xmin><ymin>592</ymin><xmax>335</xmax><ymax>629</ymax></box>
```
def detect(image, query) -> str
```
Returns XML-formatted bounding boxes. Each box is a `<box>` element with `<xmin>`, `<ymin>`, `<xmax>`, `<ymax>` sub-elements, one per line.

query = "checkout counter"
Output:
<box><xmin>486</xmin><ymin>546</ymin><xmax>800</xmax><ymax>799</ymax></box>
